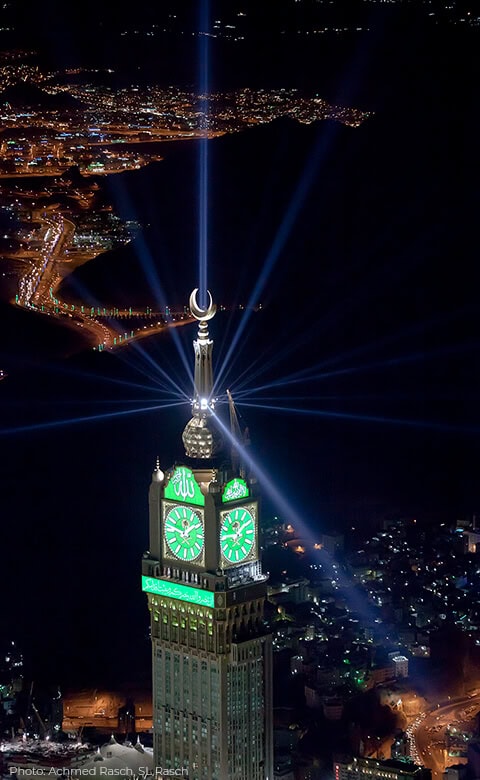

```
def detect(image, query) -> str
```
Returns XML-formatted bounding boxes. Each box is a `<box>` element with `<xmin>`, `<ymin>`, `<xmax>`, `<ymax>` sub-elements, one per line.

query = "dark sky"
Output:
<box><xmin>0</xmin><ymin>2</ymin><xmax>479</xmax><ymax>685</ymax></box>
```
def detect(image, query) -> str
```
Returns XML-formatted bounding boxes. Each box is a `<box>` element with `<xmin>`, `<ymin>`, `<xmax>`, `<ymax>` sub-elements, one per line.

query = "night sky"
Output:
<box><xmin>0</xmin><ymin>1</ymin><xmax>479</xmax><ymax>686</ymax></box>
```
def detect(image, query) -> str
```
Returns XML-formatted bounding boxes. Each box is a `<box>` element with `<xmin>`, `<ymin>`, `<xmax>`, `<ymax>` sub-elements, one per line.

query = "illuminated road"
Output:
<box><xmin>410</xmin><ymin>693</ymin><xmax>480</xmax><ymax>778</ymax></box>
<box><xmin>14</xmin><ymin>210</ymin><xmax>193</xmax><ymax>350</ymax></box>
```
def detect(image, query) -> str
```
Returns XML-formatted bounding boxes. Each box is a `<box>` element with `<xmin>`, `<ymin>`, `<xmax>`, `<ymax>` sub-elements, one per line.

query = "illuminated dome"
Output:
<box><xmin>81</xmin><ymin>746</ymin><xmax>154</xmax><ymax>779</ymax></box>
<box><xmin>182</xmin><ymin>414</ymin><xmax>222</xmax><ymax>459</ymax></box>
<box><xmin>98</xmin><ymin>738</ymin><xmax>154</xmax><ymax>772</ymax></box>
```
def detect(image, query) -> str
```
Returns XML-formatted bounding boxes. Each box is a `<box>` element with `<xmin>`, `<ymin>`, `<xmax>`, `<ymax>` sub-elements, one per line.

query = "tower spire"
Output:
<box><xmin>189</xmin><ymin>287</ymin><xmax>216</xmax><ymax>414</ymax></box>
<box><xmin>182</xmin><ymin>288</ymin><xmax>222</xmax><ymax>459</ymax></box>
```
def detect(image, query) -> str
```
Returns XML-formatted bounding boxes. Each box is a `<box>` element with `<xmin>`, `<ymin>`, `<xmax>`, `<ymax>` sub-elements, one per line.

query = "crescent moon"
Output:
<box><xmin>189</xmin><ymin>288</ymin><xmax>216</xmax><ymax>321</ymax></box>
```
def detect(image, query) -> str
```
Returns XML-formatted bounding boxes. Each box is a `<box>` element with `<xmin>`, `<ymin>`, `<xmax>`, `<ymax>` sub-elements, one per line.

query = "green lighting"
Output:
<box><xmin>220</xmin><ymin>507</ymin><xmax>255</xmax><ymax>563</ymax></box>
<box><xmin>164</xmin><ymin>466</ymin><xmax>205</xmax><ymax>506</ymax></box>
<box><xmin>164</xmin><ymin>505</ymin><xmax>204</xmax><ymax>561</ymax></box>
<box><xmin>222</xmin><ymin>477</ymin><xmax>249</xmax><ymax>503</ymax></box>
<box><xmin>142</xmin><ymin>576</ymin><xmax>214</xmax><ymax>607</ymax></box>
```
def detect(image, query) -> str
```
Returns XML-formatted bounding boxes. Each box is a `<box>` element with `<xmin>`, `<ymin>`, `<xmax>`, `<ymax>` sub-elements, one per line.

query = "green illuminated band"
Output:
<box><xmin>222</xmin><ymin>477</ymin><xmax>250</xmax><ymax>503</ymax></box>
<box><xmin>142</xmin><ymin>576</ymin><xmax>214</xmax><ymax>607</ymax></box>
<box><xmin>164</xmin><ymin>466</ymin><xmax>205</xmax><ymax>506</ymax></box>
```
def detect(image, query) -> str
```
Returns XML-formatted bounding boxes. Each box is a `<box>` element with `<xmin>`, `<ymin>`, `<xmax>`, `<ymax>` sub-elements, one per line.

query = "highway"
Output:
<box><xmin>410</xmin><ymin>692</ymin><xmax>480</xmax><ymax>778</ymax></box>
<box><xmin>14</xmin><ymin>209</ymin><xmax>193</xmax><ymax>350</ymax></box>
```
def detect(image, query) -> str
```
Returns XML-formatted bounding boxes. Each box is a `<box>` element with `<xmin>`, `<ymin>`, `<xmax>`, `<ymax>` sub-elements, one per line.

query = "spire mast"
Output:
<box><xmin>182</xmin><ymin>288</ymin><xmax>222</xmax><ymax>459</ymax></box>
<box><xmin>189</xmin><ymin>287</ymin><xmax>216</xmax><ymax>414</ymax></box>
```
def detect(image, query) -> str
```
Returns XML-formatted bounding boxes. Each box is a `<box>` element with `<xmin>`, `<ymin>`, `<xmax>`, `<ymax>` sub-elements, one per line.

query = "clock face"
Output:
<box><xmin>164</xmin><ymin>505</ymin><xmax>204</xmax><ymax>562</ymax></box>
<box><xmin>220</xmin><ymin>507</ymin><xmax>256</xmax><ymax>564</ymax></box>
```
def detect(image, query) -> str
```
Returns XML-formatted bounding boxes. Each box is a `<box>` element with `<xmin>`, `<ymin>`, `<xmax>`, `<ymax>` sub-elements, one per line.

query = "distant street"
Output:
<box><xmin>14</xmin><ymin>210</ymin><xmax>192</xmax><ymax>350</ymax></box>
<box><xmin>411</xmin><ymin>692</ymin><xmax>480</xmax><ymax>779</ymax></box>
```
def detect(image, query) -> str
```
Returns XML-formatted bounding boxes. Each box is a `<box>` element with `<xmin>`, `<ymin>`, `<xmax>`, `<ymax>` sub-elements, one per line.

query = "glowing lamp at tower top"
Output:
<box><xmin>182</xmin><ymin>287</ymin><xmax>222</xmax><ymax>459</ymax></box>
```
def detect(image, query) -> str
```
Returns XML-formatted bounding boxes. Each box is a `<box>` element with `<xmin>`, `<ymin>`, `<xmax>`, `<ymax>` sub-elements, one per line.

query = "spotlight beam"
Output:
<box><xmin>214</xmin><ymin>126</ymin><xmax>337</xmax><ymax>392</ymax></box>
<box><xmin>232</xmin><ymin>305</ymin><xmax>478</xmax><ymax>397</ymax></box>
<box><xmin>107</xmin><ymin>175</ymin><xmax>192</xmax><ymax>378</ymax></box>
<box><xmin>115</xmin><ymin>340</ymin><xmax>191</xmax><ymax>400</ymax></box>
<box><xmin>229</xmin><ymin>392</ymin><xmax>477</xmax><ymax>404</ymax></box>
<box><xmin>212</xmin><ymin>410</ymin><xmax>310</xmax><ymax>534</ymax></box>
<box><xmin>236</xmin><ymin>401</ymin><xmax>479</xmax><ymax>435</ymax></box>
<box><xmin>199</xmin><ymin>138</ymin><xmax>208</xmax><ymax>311</ymax></box>
<box><xmin>115</xmin><ymin>350</ymin><xmax>185</xmax><ymax>394</ymax></box>
<box><xmin>0</xmin><ymin>400</ymin><xmax>187</xmax><ymax>437</ymax></box>
<box><xmin>198</xmin><ymin>0</ymin><xmax>210</xmax><ymax>311</ymax></box>
<box><xmin>8</xmin><ymin>357</ymin><xmax>177</xmax><ymax>398</ymax></box>
<box><xmin>211</xmin><ymin>411</ymin><xmax>382</xmax><ymax>626</ymax></box>
<box><xmin>234</xmin><ymin>339</ymin><xmax>480</xmax><ymax>398</ymax></box>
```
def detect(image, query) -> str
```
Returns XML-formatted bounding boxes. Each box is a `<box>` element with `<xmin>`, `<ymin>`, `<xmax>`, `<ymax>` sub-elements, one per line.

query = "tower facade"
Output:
<box><xmin>142</xmin><ymin>290</ymin><xmax>273</xmax><ymax>780</ymax></box>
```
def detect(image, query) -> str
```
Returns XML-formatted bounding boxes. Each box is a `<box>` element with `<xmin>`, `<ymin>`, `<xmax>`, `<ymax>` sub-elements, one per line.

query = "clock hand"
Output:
<box><xmin>235</xmin><ymin>521</ymin><xmax>252</xmax><ymax>534</ymax></box>
<box><xmin>183</xmin><ymin>523</ymin><xmax>201</xmax><ymax>536</ymax></box>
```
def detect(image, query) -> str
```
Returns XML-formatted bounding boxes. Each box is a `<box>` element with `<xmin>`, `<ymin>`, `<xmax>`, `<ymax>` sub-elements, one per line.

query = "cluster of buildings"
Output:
<box><xmin>0</xmin><ymin>65</ymin><xmax>371</xmax><ymax>179</ymax></box>
<box><xmin>1</xmin><ymin>736</ymin><xmax>152</xmax><ymax>777</ymax></box>
<box><xmin>0</xmin><ymin>176</ymin><xmax>140</xmax><ymax>258</ymax></box>
<box><xmin>0</xmin><ymin>132</ymin><xmax>164</xmax><ymax>177</ymax></box>
<box><xmin>0</xmin><ymin>60</ymin><xmax>47</xmax><ymax>91</ymax></box>
<box><xmin>247</xmin><ymin>508</ymin><xmax>480</xmax><ymax>778</ymax></box>
<box><xmin>345</xmin><ymin>514</ymin><xmax>480</xmax><ymax>654</ymax></box>
<box><xmin>333</xmin><ymin>756</ymin><xmax>431</xmax><ymax>780</ymax></box>
<box><xmin>0</xmin><ymin>175</ymin><xmax>139</xmax><ymax>274</ymax></box>
<box><xmin>0</xmin><ymin>641</ymin><xmax>23</xmax><ymax>732</ymax></box>
<box><xmin>68</xmin><ymin>211</ymin><xmax>141</xmax><ymax>256</ymax></box>
<box><xmin>5</xmin><ymin>284</ymin><xmax>480</xmax><ymax>777</ymax></box>
<box><xmin>265</xmin><ymin>512</ymin><xmax>480</xmax><ymax>680</ymax></box>
<box><xmin>0</xmin><ymin>61</ymin><xmax>371</xmax><ymax>354</ymax></box>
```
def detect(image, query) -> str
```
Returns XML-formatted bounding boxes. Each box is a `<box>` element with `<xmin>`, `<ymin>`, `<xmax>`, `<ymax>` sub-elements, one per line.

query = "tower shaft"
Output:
<box><xmin>193</xmin><ymin>320</ymin><xmax>213</xmax><ymax>403</ymax></box>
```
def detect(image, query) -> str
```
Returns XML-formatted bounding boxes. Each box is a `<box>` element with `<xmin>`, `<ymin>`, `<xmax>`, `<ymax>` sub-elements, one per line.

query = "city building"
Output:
<box><xmin>334</xmin><ymin>756</ymin><xmax>431</xmax><ymax>780</ymax></box>
<box><xmin>467</xmin><ymin>741</ymin><xmax>480</xmax><ymax>778</ymax></box>
<box><xmin>142</xmin><ymin>289</ymin><xmax>273</xmax><ymax>780</ymax></box>
<box><xmin>388</xmin><ymin>653</ymin><xmax>409</xmax><ymax>678</ymax></box>
<box><xmin>442</xmin><ymin>767</ymin><xmax>467</xmax><ymax>780</ymax></box>
<box><xmin>273</xmin><ymin>753</ymin><xmax>295</xmax><ymax>780</ymax></box>
<box><xmin>391</xmin><ymin>731</ymin><xmax>411</xmax><ymax>761</ymax></box>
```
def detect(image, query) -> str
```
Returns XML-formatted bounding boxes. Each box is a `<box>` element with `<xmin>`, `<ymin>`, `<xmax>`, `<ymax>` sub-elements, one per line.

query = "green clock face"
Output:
<box><xmin>220</xmin><ymin>507</ymin><xmax>255</xmax><ymax>564</ymax></box>
<box><xmin>164</xmin><ymin>505</ymin><xmax>204</xmax><ymax>562</ymax></box>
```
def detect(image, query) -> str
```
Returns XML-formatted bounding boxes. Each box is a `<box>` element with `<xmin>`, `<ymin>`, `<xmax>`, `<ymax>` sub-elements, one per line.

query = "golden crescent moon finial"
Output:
<box><xmin>189</xmin><ymin>288</ymin><xmax>216</xmax><ymax>321</ymax></box>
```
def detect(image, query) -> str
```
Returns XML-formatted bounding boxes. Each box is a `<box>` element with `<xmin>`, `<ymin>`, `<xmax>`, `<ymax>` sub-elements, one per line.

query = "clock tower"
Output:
<box><xmin>142</xmin><ymin>290</ymin><xmax>273</xmax><ymax>780</ymax></box>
